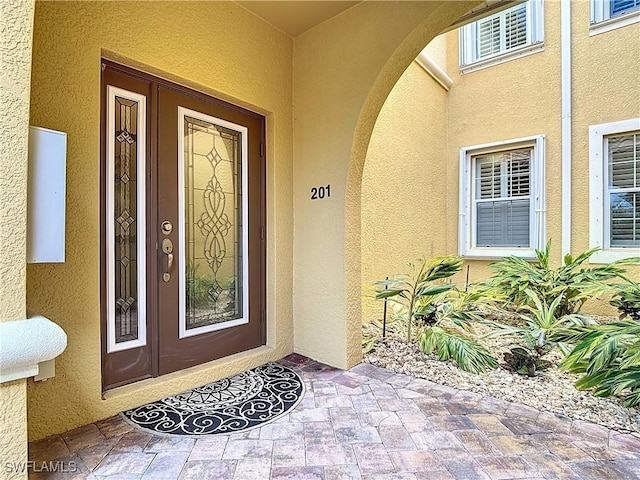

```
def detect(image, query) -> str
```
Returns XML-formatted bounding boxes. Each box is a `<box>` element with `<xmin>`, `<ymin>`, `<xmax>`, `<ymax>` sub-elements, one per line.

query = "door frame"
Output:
<box><xmin>100</xmin><ymin>59</ymin><xmax>267</xmax><ymax>391</ymax></box>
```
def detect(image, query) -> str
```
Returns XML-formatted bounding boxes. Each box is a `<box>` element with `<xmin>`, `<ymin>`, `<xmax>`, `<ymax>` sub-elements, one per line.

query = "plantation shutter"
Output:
<box><xmin>475</xmin><ymin>2</ymin><xmax>528</xmax><ymax>60</ymax></box>
<box><xmin>611</xmin><ymin>0</ymin><xmax>640</xmax><ymax>16</ymax></box>
<box><xmin>477</xmin><ymin>16</ymin><xmax>501</xmax><ymax>58</ymax></box>
<box><xmin>608</xmin><ymin>133</ymin><xmax>640</xmax><ymax>247</ymax></box>
<box><xmin>505</xmin><ymin>3</ymin><xmax>528</xmax><ymax>50</ymax></box>
<box><xmin>475</xmin><ymin>150</ymin><xmax>531</xmax><ymax>247</ymax></box>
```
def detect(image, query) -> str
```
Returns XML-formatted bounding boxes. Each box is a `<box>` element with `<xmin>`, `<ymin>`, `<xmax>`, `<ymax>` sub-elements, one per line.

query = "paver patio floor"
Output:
<box><xmin>29</xmin><ymin>354</ymin><xmax>640</xmax><ymax>479</ymax></box>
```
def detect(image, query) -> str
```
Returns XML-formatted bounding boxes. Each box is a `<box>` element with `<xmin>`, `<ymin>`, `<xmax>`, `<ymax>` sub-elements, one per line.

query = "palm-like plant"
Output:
<box><xmin>487</xmin><ymin>289</ymin><xmax>596</xmax><ymax>356</ymax></box>
<box><xmin>485</xmin><ymin>241</ymin><xmax>638</xmax><ymax>317</ymax></box>
<box><xmin>556</xmin><ymin>320</ymin><xmax>640</xmax><ymax>407</ymax></box>
<box><xmin>375</xmin><ymin>257</ymin><xmax>460</xmax><ymax>343</ymax></box>
<box><xmin>375</xmin><ymin>257</ymin><xmax>497</xmax><ymax>374</ymax></box>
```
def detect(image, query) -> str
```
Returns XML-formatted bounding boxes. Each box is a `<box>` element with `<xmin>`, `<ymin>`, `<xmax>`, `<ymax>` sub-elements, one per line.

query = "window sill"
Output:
<box><xmin>461</xmin><ymin>248</ymin><xmax>538</xmax><ymax>261</ymax></box>
<box><xmin>460</xmin><ymin>43</ymin><xmax>545</xmax><ymax>75</ymax></box>
<box><xmin>589</xmin><ymin>249</ymin><xmax>640</xmax><ymax>264</ymax></box>
<box><xmin>590</xmin><ymin>10</ymin><xmax>640</xmax><ymax>36</ymax></box>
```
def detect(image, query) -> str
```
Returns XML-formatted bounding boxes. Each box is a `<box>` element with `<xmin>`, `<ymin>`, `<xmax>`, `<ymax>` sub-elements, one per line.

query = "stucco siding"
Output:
<box><xmin>0</xmin><ymin>0</ymin><xmax>35</xmax><ymax>476</ymax></box>
<box><xmin>27</xmin><ymin>0</ymin><xmax>294</xmax><ymax>440</ymax></box>
<box><xmin>361</xmin><ymin>0</ymin><xmax>639</xmax><ymax>321</ymax></box>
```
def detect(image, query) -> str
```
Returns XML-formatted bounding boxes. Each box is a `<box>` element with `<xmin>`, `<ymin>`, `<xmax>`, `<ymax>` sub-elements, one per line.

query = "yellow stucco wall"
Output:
<box><xmin>572</xmin><ymin>0</ymin><xmax>640</xmax><ymax>258</ymax></box>
<box><xmin>0</xmin><ymin>0</ymin><xmax>34</xmax><ymax>476</ymax></box>
<box><xmin>27</xmin><ymin>0</ymin><xmax>294</xmax><ymax>440</ymax></box>
<box><xmin>360</xmin><ymin>0</ymin><xmax>639</xmax><ymax>321</ymax></box>
<box><xmin>293</xmin><ymin>0</ymin><xmax>478</xmax><ymax>369</ymax></box>
<box><xmin>361</xmin><ymin>62</ymin><xmax>449</xmax><ymax>322</ymax></box>
<box><xmin>443</xmin><ymin>0</ymin><xmax>562</xmax><ymax>283</ymax></box>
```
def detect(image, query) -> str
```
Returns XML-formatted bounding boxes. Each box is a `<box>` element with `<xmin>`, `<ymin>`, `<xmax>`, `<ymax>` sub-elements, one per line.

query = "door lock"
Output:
<box><xmin>161</xmin><ymin>221</ymin><xmax>173</xmax><ymax>235</ymax></box>
<box><xmin>162</xmin><ymin>238</ymin><xmax>174</xmax><ymax>282</ymax></box>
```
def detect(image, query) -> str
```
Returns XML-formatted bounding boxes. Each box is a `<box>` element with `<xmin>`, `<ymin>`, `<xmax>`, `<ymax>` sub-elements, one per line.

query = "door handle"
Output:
<box><xmin>161</xmin><ymin>238</ymin><xmax>174</xmax><ymax>282</ymax></box>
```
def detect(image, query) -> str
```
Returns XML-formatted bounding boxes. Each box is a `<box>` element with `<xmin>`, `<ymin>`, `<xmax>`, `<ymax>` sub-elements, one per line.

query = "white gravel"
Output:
<box><xmin>363</xmin><ymin>319</ymin><xmax>640</xmax><ymax>434</ymax></box>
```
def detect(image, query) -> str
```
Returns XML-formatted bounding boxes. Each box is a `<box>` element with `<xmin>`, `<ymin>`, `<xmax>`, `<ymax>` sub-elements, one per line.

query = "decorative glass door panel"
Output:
<box><xmin>179</xmin><ymin>109</ymin><xmax>248</xmax><ymax>337</ymax></box>
<box><xmin>106</xmin><ymin>87</ymin><xmax>147</xmax><ymax>352</ymax></box>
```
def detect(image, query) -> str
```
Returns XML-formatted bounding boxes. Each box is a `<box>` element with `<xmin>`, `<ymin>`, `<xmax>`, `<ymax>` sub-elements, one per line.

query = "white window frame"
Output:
<box><xmin>459</xmin><ymin>135</ymin><xmax>546</xmax><ymax>259</ymax></box>
<box><xmin>589</xmin><ymin>118</ymin><xmax>640</xmax><ymax>263</ymax></box>
<box><xmin>459</xmin><ymin>0</ymin><xmax>545</xmax><ymax>74</ymax></box>
<box><xmin>590</xmin><ymin>0</ymin><xmax>640</xmax><ymax>36</ymax></box>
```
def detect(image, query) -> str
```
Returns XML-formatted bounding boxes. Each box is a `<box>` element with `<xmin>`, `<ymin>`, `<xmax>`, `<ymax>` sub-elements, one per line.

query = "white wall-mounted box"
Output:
<box><xmin>27</xmin><ymin>126</ymin><xmax>67</xmax><ymax>263</ymax></box>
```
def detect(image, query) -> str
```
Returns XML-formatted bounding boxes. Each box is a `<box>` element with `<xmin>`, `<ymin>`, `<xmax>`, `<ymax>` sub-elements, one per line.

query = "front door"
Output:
<box><xmin>101</xmin><ymin>61</ymin><xmax>265</xmax><ymax>390</ymax></box>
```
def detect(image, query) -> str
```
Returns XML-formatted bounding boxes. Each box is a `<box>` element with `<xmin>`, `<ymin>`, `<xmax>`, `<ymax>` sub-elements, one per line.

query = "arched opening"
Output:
<box><xmin>344</xmin><ymin>2</ymin><xmax>480</xmax><ymax>367</ymax></box>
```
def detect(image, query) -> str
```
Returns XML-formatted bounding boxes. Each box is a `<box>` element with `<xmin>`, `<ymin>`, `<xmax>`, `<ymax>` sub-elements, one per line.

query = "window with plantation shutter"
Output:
<box><xmin>589</xmin><ymin>119</ymin><xmax>640</xmax><ymax>263</ymax></box>
<box><xmin>459</xmin><ymin>136</ymin><xmax>546</xmax><ymax>259</ymax></box>
<box><xmin>606</xmin><ymin>134</ymin><xmax>640</xmax><ymax>247</ymax></box>
<box><xmin>474</xmin><ymin>150</ymin><xmax>531</xmax><ymax>247</ymax></box>
<box><xmin>590</xmin><ymin>0</ymin><xmax>640</xmax><ymax>35</ymax></box>
<box><xmin>459</xmin><ymin>0</ymin><xmax>544</xmax><ymax>74</ymax></box>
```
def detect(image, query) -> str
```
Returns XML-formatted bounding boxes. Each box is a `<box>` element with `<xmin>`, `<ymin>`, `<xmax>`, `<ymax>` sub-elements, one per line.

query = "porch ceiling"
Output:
<box><xmin>236</xmin><ymin>1</ymin><xmax>360</xmax><ymax>37</ymax></box>
<box><xmin>236</xmin><ymin>1</ymin><xmax>521</xmax><ymax>38</ymax></box>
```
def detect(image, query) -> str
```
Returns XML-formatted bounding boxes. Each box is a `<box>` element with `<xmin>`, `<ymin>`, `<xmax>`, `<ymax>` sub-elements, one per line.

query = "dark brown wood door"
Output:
<box><xmin>101</xmin><ymin>62</ymin><xmax>265</xmax><ymax>390</ymax></box>
<box><xmin>156</xmin><ymin>86</ymin><xmax>265</xmax><ymax>375</ymax></box>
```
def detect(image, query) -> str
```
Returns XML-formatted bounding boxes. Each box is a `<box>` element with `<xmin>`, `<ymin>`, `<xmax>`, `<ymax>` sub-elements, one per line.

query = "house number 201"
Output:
<box><xmin>311</xmin><ymin>184</ymin><xmax>331</xmax><ymax>200</ymax></box>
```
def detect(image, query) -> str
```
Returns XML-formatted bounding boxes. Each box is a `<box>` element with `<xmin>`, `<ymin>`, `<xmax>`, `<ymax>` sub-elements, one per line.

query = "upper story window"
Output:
<box><xmin>591</xmin><ymin>0</ymin><xmax>640</xmax><ymax>35</ymax></box>
<box><xmin>589</xmin><ymin>119</ymin><xmax>640</xmax><ymax>263</ymax></box>
<box><xmin>459</xmin><ymin>135</ymin><xmax>546</xmax><ymax>259</ymax></box>
<box><xmin>459</xmin><ymin>0</ymin><xmax>544</xmax><ymax>74</ymax></box>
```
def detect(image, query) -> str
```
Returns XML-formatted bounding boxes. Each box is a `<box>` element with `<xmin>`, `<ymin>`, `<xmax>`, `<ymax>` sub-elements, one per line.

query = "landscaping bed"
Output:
<box><xmin>363</xmin><ymin>247</ymin><xmax>640</xmax><ymax>434</ymax></box>
<box><xmin>363</xmin><ymin>318</ymin><xmax>640</xmax><ymax>434</ymax></box>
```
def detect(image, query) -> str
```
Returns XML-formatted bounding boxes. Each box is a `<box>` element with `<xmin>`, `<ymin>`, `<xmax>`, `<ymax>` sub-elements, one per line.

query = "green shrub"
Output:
<box><xmin>556</xmin><ymin>320</ymin><xmax>640</xmax><ymax>407</ymax></box>
<box><xmin>610</xmin><ymin>281</ymin><xmax>640</xmax><ymax>321</ymax></box>
<box><xmin>375</xmin><ymin>257</ymin><xmax>497</xmax><ymax>374</ymax></box>
<box><xmin>485</xmin><ymin>241</ymin><xmax>637</xmax><ymax>317</ymax></box>
<box><xmin>487</xmin><ymin>288</ymin><xmax>596</xmax><ymax>357</ymax></box>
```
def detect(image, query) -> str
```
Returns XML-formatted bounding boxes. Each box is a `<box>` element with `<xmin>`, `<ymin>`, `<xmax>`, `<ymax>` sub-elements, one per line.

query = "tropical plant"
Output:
<box><xmin>374</xmin><ymin>256</ymin><xmax>461</xmax><ymax>343</ymax></box>
<box><xmin>375</xmin><ymin>257</ymin><xmax>497</xmax><ymax>374</ymax></box>
<box><xmin>610</xmin><ymin>280</ymin><xmax>640</xmax><ymax>321</ymax></box>
<box><xmin>417</xmin><ymin>320</ymin><xmax>498</xmax><ymax>374</ymax></box>
<box><xmin>486</xmin><ymin>288</ymin><xmax>596</xmax><ymax>357</ymax></box>
<box><xmin>502</xmin><ymin>346</ymin><xmax>552</xmax><ymax>377</ymax></box>
<box><xmin>556</xmin><ymin>320</ymin><xmax>640</xmax><ymax>407</ymax></box>
<box><xmin>485</xmin><ymin>241</ymin><xmax>638</xmax><ymax>317</ymax></box>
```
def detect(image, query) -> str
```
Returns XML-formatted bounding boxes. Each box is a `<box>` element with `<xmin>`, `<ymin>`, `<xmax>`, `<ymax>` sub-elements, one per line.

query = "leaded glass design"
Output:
<box><xmin>183</xmin><ymin>115</ymin><xmax>243</xmax><ymax>330</ymax></box>
<box><xmin>114</xmin><ymin>96</ymin><xmax>139</xmax><ymax>343</ymax></box>
<box><xmin>106</xmin><ymin>85</ymin><xmax>146</xmax><ymax>353</ymax></box>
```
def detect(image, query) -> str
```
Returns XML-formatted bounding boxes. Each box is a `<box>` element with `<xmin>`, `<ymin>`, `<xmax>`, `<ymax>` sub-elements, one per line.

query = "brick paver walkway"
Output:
<box><xmin>29</xmin><ymin>354</ymin><xmax>640</xmax><ymax>479</ymax></box>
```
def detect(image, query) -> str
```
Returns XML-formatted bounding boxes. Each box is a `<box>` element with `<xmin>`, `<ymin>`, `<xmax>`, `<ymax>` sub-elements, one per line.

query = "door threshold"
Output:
<box><xmin>102</xmin><ymin>345</ymin><xmax>277</xmax><ymax>401</ymax></box>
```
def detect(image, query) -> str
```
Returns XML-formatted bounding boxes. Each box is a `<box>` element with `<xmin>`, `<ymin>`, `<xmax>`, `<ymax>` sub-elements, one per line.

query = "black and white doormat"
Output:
<box><xmin>122</xmin><ymin>363</ymin><xmax>304</xmax><ymax>435</ymax></box>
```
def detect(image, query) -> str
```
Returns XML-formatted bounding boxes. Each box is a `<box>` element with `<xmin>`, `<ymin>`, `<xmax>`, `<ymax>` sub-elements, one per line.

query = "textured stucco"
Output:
<box><xmin>361</xmin><ymin>62</ymin><xmax>448</xmax><ymax>322</ymax></box>
<box><xmin>0</xmin><ymin>0</ymin><xmax>32</xmax><ymax>322</ymax></box>
<box><xmin>361</xmin><ymin>0</ymin><xmax>639</xmax><ymax>319</ymax></box>
<box><xmin>293</xmin><ymin>1</ymin><xmax>479</xmax><ymax>369</ymax></box>
<box><xmin>0</xmin><ymin>0</ymin><xmax>34</xmax><ymax>477</ymax></box>
<box><xmin>571</xmin><ymin>1</ymin><xmax>640</xmax><ymax>257</ymax></box>
<box><xmin>27</xmin><ymin>0</ymin><xmax>293</xmax><ymax>440</ymax></box>
<box><xmin>444</xmin><ymin>1</ymin><xmax>562</xmax><ymax>279</ymax></box>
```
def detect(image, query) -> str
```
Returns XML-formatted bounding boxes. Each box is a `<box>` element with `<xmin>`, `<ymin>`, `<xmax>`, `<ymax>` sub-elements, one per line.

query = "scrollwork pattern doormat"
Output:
<box><xmin>121</xmin><ymin>363</ymin><xmax>304</xmax><ymax>435</ymax></box>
